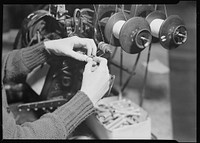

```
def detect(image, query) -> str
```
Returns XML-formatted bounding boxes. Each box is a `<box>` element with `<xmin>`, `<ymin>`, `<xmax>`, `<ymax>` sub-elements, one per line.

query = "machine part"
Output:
<box><xmin>146</xmin><ymin>11</ymin><xmax>187</xmax><ymax>50</ymax></box>
<box><xmin>105</xmin><ymin>12</ymin><xmax>151</xmax><ymax>54</ymax></box>
<box><xmin>119</xmin><ymin>17</ymin><xmax>152</xmax><ymax>54</ymax></box>
<box><xmin>159</xmin><ymin>15</ymin><xmax>187</xmax><ymax>49</ymax></box>
<box><xmin>121</xmin><ymin>52</ymin><xmax>141</xmax><ymax>92</ymax></box>
<box><xmin>104</xmin><ymin>12</ymin><xmax>130</xmax><ymax>46</ymax></box>
<box><xmin>130</xmin><ymin>4</ymin><xmax>155</xmax><ymax>17</ymax></box>
<box><xmin>139</xmin><ymin>43</ymin><xmax>152</xmax><ymax>106</ymax></box>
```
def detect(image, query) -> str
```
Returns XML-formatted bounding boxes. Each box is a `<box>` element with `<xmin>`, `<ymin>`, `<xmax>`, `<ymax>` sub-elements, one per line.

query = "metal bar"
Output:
<box><xmin>139</xmin><ymin>43</ymin><xmax>152</xmax><ymax>106</ymax></box>
<box><xmin>110</xmin><ymin>61</ymin><xmax>133</xmax><ymax>75</ymax></box>
<box><xmin>121</xmin><ymin>52</ymin><xmax>141</xmax><ymax>92</ymax></box>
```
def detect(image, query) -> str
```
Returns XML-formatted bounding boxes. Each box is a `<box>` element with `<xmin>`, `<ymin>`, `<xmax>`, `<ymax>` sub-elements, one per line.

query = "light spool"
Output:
<box><xmin>104</xmin><ymin>12</ymin><xmax>152</xmax><ymax>54</ymax></box>
<box><xmin>146</xmin><ymin>10</ymin><xmax>187</xmax><ymax>50</ymax></box>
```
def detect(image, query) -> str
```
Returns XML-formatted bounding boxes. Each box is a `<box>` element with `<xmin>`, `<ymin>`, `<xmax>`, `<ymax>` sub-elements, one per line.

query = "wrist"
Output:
<box><xmin>80</xmin><ymin>88</ymin><xmax>95</xmax><ymax>105</ymax></box>
<box><xmin>44</xmin><ymin>40</ymin><xmax>53</xmax><ymax>54</ymax></box>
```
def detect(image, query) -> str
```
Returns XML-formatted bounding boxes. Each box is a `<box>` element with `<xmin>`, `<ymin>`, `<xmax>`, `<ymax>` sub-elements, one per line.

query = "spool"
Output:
<box><xmin>104</xmin><ymin>12</ymin><xmax>130</xmax><ymax>46</ymax></box>
<box><xmin>146</xmin><ymin>11</ymin><xmax>187</xmax><ymax>50</ymax></box>
<box><xmin>119</xmin><ymin>17</ymin><xmax>152</xmax><ymax>54</ymax></box>
<box><xmin>104</xmin><ymin>12</ymin><xmax>152</xmax><ymax>54</ymax></box>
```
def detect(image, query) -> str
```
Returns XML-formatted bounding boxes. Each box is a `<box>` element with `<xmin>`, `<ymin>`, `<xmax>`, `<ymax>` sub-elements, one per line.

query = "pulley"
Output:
<box><xmin>146</xmin><ymin>10</ymin><xmax>187</xmax><ymax>50</ymax></box>
<box><xmin>104</xmin><ymin>12</ymin><xmax>152</xmax><ymax>54</ymax></box>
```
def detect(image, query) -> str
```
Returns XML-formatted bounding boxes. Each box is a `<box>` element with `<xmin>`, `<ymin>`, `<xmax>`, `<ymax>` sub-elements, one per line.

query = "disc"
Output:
<box><xmin>119</xmin><ymin>17</ymin><xmax>152</xmax><ymax>54</ymax></box>
<box><xmin>130</xmin><ymin>5</ymin><xmax>155</xmax><ymax>18</ymax></box>
<box><xmin>104</xmin><ymin>12</ymin><xmax>130</xmax><ymax>46</ymax></box>
<box><xmin>146</xmin><ymin>10</ymin><xmax>166</xmax><ymax>24</ymax></box>
<box><xmin>159</xmin><ymin>15</ymin><xmax>186</xmax><ymax>50</ymax></box>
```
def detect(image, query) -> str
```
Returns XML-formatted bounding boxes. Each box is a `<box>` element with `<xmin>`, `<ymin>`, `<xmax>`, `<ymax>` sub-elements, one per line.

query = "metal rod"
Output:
<box><xmin>111</xmin><ymin>46</ymin><xmax>118</xmax><ymax>60</ymax></box>
<box><xmin>139</xmin><ymin>43</ymin><xmax>152</xmax><ymax>107</ymax></box>
<box><xmin>119</xmin><ymin>48</ymin><xmax>123</xmax><ymax>100</ymax></box>
<box><xmin>120</xmin><ymin>48</ymin><xmax>123</xmax><ymax>87</ymax></box>
<box><xmin>110</xmin><ymin>61</ymin><xmax>133</xmax><ymax>75</ymax></box>
<box><xmin>121</xmin><ymin>52</ymin><xmax>141</xmax><ymax>92</ymax></box>
<box><xmin>177</xmin><ymin>33</ymin><xmax>187</xmax><ymax>38</ymax></box>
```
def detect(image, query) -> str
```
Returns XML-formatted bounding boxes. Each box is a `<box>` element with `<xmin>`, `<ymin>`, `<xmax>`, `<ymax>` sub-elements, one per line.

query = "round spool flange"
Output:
<box><xmin>119</xmin><ymin>17</ymin><xmax>152</xmax><ymax>54</ymax></box>
<box><xmin>159</xmin><ymin>15</ymin><xmax>187</xmax><ymax>50</ymax></box>
<box><xmin>104</xmin><ymin>12</ymin><xmax>130</xmax><ymax>46</ymax></box>
<box><xmin>146</xmin><ymin>10</ymin><xmax>166</xmax><ymax>25</ymax></box>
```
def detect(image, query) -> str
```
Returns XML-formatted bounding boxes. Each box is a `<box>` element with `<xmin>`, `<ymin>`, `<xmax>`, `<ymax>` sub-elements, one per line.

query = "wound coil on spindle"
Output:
<box><xmin>146</xmin><ymin>10</ymin><xmax>187</xmax><ymax>50</ymax></box>
<box><xmin>104</xmin><ymin>12</ymin><xmax>152</xmax><ymax>54</ymax></box>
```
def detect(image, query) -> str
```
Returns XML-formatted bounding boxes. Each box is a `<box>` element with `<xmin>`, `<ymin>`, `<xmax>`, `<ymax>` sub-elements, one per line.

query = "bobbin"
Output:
<box><xmin>146</xmin><ymin>10</ymin><xmax>187</xmax><ymax>50</ymax></box>
<box><xmin>104</xmin><ymin>12</ymin><xmax>152</xmax><ymax>54</ymax></box>
<box><xmin>104</xmin><ymin>12</ymin><xmax>130</xmax><ymax>46</ymax></box>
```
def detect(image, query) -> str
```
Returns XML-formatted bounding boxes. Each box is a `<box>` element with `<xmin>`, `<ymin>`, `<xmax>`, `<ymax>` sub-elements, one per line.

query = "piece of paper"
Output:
<box><xmin>26</xmin><ymin>63</ymin><xmax>50</xmax><ymax>95</ymax></box>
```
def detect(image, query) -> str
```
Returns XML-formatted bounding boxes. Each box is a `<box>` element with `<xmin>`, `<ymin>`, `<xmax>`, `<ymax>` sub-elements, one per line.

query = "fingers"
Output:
<box><xmin>70</xmin><ymin>51</ymin><xmax>89</xmax><ymax>61</ymax></box>
<box><xmin>89</xmin><ymin>39</ymin><xmax>97</xmax><ymax>56</ymax></box>
<box><xmin>83</xmin><ymin>59</ymin><xmax>93</xmax><ymax>74</ymax></box>
<box><xmin>93</xmin><ymin>57</ymin><xmax>108</xmax><ymax>67</ymax></box>
<box><xmin>72</xmin><ymin>36</ymin><xmax>97</xmax><ymax>57</ymax></box>
<box><xmin>93</xmin><ymin>57</ymin><xmax>109</xmax><ymax>73</ymax></box>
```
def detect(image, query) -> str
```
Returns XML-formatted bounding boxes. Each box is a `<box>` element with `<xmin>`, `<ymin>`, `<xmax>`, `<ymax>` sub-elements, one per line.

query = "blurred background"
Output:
<box><xmin>2</xmin><ymin>2</ymin><xmax>196</xmax><ymax>141</ymax></box>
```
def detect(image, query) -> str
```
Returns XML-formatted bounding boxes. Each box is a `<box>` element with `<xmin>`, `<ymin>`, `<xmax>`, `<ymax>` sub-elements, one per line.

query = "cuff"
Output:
<box><xmin>53</xmin><ymin>91</ymin><xmax>94</xmax><ymax>136</ymax></box>
<box><xmin>21</xmin><ymin>42</ymin><xmax>50</xmax><ymax>70</ymax></box>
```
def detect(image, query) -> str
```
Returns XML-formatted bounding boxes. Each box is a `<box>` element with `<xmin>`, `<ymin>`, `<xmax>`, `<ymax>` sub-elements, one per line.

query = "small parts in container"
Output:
<box><xmin>95</xmin><ymin>99</ymin><xmax>141</xmax><ymax>131</ymax></box>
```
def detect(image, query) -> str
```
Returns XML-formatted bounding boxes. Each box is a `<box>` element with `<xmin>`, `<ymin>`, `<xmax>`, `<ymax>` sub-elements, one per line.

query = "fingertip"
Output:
<box><xmin>93</xmin><ymin>57</ymin><xmax>108</xmax><ymax>65</ymax></box>
<box><xmin>86</xmin><ymin>57</ymin><xmax>93</xmax><ymax>62</ymax></box>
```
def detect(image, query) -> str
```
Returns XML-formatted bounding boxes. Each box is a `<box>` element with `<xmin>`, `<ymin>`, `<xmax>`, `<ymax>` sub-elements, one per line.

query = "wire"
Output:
<box><xmin>121</xmin><ymin>52</ymin><xmax>141</xmax><ymax>92</ymax></box>
<box><xmin>93</xmin><ymin>4</ymin><xmax>105</xmax><ymax>42</ymax></box>
<box><xmin>139</xmin><ymin>42</ymin><xmax>152</xmax><ymax>107</ymax></box>
<box><xmin>164</xmin><ymin>4</ymin><xmax>168</xmax><ymax>17</ymax></box>
<box><xmin>155</xmin><ymin>4</ymin><xmax>157</xmax><ymax>11</ymax></box>
<box><xmin>134</xmin><ymin>5</ymin><xmax>138</xmax><ymax>17</ymax></box>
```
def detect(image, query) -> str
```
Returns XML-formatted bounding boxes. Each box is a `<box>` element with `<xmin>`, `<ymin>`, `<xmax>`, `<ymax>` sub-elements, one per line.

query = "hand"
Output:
<box><xmin>80</xmin><ymin>57</ymin><xmax>110</xmax><ymax>105</ymax></box>
<box><xmin>44</xmin><ymin>36</ymin><xmax>97</xmax><ymax>61</ymax></box>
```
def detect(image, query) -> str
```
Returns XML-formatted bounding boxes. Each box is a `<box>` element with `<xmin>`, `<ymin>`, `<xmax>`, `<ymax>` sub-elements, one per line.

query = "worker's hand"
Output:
<box><xmin>44</xmin><ymin>36</ymin><xmax>97</xmax><ymax>61</ymax></box>
<box><xmin>81</xmin><ymin>57</ymin><xmax>110</xmax><ymax>105</ymax></box>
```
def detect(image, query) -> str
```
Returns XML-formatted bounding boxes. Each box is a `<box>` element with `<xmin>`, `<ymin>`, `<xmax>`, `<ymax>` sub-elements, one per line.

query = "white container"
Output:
<box><xmin>86</xmin><ymin>96</ymin><xmax>151</xmax><ymax>139</ymax></box>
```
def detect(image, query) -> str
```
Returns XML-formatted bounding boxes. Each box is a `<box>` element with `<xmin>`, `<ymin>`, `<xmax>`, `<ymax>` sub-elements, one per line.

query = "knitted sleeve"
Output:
<box><xmin>3</xmin><ymin>90</ymin><xmax>94</xmax><ymax>139</ymax></box>
<box><xmin>2</xmin><ymin>42</ymin><xmax>49</xmax><ymax>83</ymax></box>
<box><xmin>2</xmin><ymin>42</ymin><xmax>95</xmax><ymax>139</ymax></box>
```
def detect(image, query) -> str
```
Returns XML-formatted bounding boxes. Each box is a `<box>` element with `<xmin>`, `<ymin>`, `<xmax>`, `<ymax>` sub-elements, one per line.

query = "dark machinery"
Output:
<box><xmin>5</xmin><ymin>4</ymin><xmax>187</xmax><ymax>121</ymax></box>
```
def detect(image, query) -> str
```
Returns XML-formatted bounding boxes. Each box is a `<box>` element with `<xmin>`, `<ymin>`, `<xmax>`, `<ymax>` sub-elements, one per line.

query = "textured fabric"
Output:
<box><xmin>3</xmin><ymin>42</ymin><xmax>49</xmax><ymax>83</ymax></box>
<box><xmin>2</xmin><ymin>42</ymin><xmax>95</xmax><ymax>139</ymax></box>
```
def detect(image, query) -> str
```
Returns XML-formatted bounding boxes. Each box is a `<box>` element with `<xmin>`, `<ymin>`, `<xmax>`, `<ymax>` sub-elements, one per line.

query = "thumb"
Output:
<box><xmin>84</xmin><ymin>59</ymin><xmax>93</xmax><ymax>74</ymax></box>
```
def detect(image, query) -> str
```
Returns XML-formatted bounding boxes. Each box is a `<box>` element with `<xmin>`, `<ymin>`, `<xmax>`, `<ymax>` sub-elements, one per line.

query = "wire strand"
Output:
<box><xmin>139</xmin><ymin>43</ymin><xmax>152</xmax><ymax>107</ymax></box>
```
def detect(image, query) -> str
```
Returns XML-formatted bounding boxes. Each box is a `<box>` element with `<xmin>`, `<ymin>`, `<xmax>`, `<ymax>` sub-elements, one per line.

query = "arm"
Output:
<box><xmin>2</xmin><ymin>42</ymin><xmax>49</xmax><ymax>83</ymax></box>
<box><xmin>1</xmin><ymin>44</ymin><xmax>94</xmax><ymax>139</ymax></box>
<box><xmin>2</xmin><ymin>36</ymin><xmax>109</xmax><ymax>139</ymax></box>
<box><xmin>3</xmin><ymin>89</ymin><xmax>94</xmax><ymax>139</ymax></box>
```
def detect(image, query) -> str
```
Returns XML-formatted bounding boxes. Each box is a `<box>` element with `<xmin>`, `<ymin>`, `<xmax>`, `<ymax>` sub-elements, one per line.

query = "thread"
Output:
<box><xmin>112</xmin><ymin>20</ymin><xmax>126</xmax><ymax>39</ymax></box>
<box><xmin>149</xmin><ymin>19</ymin><xmax>164</xmax><ymax>38</ymax></box>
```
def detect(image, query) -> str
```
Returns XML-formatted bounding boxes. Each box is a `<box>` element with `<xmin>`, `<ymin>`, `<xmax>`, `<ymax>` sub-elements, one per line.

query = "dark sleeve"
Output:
<box><xmin>2</xmin><ymin>42</ymin><xmax>49</xmax><ymax>83</ymax></box>
<box><xmin>3</xmin><ymin>90</ymin><xmax>94</xmax><ymax>139</ymax></box>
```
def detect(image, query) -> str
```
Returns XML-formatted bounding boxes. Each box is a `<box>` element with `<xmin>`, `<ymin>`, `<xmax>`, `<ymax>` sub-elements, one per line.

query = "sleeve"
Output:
<box><xmin>2</xmin><ymin>42</ymin><xmax>49</xmax><ymax>83</ymax></box>
<box><xmin>2</xmin><ymin>90</ymin><xmax>94</xmax><ymax>139</ymax></box>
